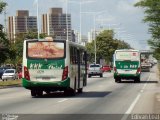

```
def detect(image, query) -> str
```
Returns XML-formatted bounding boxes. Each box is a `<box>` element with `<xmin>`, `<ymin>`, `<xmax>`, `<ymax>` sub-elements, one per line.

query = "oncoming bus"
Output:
<box><xmin>113</xmin><ymin>49</ymin><xmax>141</xmax><ymax>83</ymax></box>
<box><xmin>22</xmin><ymin>37</ymin><xmax>87</xmax><ymax>97</ymax></box>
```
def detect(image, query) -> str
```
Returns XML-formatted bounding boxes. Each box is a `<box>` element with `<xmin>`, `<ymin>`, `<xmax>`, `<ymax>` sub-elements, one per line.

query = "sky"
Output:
<box><xmin>0</xmin><ymin>0</ymin><xmax>151</xmax><ymax>50</ymax></box>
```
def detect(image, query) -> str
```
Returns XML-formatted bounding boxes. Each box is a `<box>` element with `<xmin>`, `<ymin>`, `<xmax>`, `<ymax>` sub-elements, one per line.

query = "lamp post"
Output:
<box><xmin>81</xmin><ymin>11</ymin><xmax>108</xmax><ymax>63</ymax></box>
<box><xmin>66</xmin><ymin>0</ymin><xmax>95</xmax><ymax>43</ymax></box>
<box><xmin>66</xmin><ymin>0</ymin><xmax>69</xmax><ymax>41</ymax></box>
<box><xmin>34</xmin><ymin>0</ymin><xmax>40</xmax><ymax>39</ymax></box>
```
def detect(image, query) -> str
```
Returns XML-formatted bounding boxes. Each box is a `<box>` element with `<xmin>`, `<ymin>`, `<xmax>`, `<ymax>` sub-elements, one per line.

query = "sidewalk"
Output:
<box><xmin>154</xmin><ymin>64</ymin><xmax>160</xmax><ymax>113</ymax></box>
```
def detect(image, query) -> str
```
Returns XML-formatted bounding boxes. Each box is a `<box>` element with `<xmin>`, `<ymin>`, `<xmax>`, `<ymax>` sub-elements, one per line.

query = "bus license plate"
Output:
<box><xmin>42</xmin><ymin>77</ymin><xmax>50</xmax><ymax>80</ymax></box>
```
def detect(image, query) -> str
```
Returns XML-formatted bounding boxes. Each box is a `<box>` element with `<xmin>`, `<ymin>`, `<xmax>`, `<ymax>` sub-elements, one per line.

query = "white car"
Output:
<box><xmin>2</xmin><ymin>69</ymin><xmax>18</xmax><ymax>80</ymax></box>
<box><xmin>88</xmin><ymin>64</ymin><xmax>103</xmax><ymax>78</ymax></box>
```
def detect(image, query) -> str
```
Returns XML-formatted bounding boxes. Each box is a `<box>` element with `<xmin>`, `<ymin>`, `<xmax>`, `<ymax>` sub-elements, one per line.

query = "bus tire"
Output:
<box><xmin>37</xmin><ymin>91</ymin><xmax>43</xmax><ymax>97</ymax></box>
<box><xmin>78</xmin><ymin>88</ymin><xmax>83</xmax><ymax>93</ymax></box>
<box><xmin>115</xmin><ymin>78</ymin><xmax>118</xmax><ymax>83</ymax></box>
<box><xmin>45</xmin><ymin>90</ymin><xmax>51</xmax><ymax>94</ymax></box>
<box><xmin>134</xmin><ymin>77</ymin><xmax>140</xmax><ymax>83</ymax></box>
<box><xmin>100</xmin><ymin>74</ymin><xmax>103</xmax><ymax>78</ymax></box>
<box><xmin>64</xmin><ymin>88</ymin><xmax>76</xmax><ymax>96</ymax></box>
<box><xmin>115</xmin><ymin>78</ymin><xmax>121</xmax><ymax>83</ymax></box>
<box><xmin>88</xmin><ymin>75</ymin><xmax>91</xmax><ymax>78</ymax></box>
<box><xmin>31</xmin><ymin>90</ymin><xmax>37</xmax><ymax>97</ymax></box>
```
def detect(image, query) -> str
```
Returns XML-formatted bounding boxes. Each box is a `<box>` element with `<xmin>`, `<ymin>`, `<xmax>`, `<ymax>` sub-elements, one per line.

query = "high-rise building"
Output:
<box><xmin>42</xmin><ymin>8</ymin><xmax>72</xmax><ymax>41</ymax></box>
<box><xmin>8</xmin><ymin>10</ymin><xmax>37</xmax><ymax>42</ymax></box>
<box><xmin>88</xmin><ymin>29</ymin><xmax>102</xmax><ymax>43</ymax></box>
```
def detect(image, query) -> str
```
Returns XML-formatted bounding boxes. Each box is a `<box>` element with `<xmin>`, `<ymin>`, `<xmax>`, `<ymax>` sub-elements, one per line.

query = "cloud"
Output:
<box><xmin>116</xmin><ymin>0</ymin><xmax>140</xmax><ymax>14</ymax></box>
<box><xmin>96</xmin><ymin>14</ymin><xmax>116</xmax><ymax>24</ymax></box>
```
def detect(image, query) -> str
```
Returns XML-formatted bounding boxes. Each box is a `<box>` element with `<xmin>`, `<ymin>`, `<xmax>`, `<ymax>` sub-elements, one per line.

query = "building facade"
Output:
<box><xmin>8</xmin><ymin>10</ymin><xmax>37</xmax><ymax>42</ymax></box>
<box><xmin>88</xmin><ymin>29</ymin><xmax>103</xmax><ymax>43</ymax></box>
<box><xmin>42</xmin><ymin>8</ymin><xmax>72</xmax><ymax>41</ymax></box>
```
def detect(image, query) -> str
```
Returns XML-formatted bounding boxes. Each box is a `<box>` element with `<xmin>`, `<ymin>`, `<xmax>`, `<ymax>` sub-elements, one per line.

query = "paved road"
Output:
<box><xmin>0</xmin><ymin>65</ymin><xmax>159</xmax><ymax>120</ymax></box>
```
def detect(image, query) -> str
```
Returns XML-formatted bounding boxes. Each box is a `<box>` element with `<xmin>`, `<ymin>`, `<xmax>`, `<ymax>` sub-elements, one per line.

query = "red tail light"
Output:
<box><xmin>136</xmin><ymin>67</ymin><xmax>141</xmax><ymax>74</ymax></box>
<box><xmin>114</xmin><ymin>67</ymin><xmax>117</xmax><ymax>72</ymax></box>
<box><xmin>62</xmin><ymin>66</ymin><xmax>68</xmax><ymax>81</ymax></box>
<box><xmin>24</xmin><ymin>66</ymin><xmax>30</xmax><ymax>80</ymax></box>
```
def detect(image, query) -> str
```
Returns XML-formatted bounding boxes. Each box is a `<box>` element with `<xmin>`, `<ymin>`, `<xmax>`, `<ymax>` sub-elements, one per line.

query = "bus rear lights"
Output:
<box><xmin>114</xmin><ymin>67</ymin><xmax>117</xmax><ymax>72</ymax></box>
<box><xmin>62</xmin><ymin>66</ymin><xmax>68</xmax><ymax>81</ymax></box>
<box><xmin>24</xmin><ymin>66</ymin><xmax>30</xmax><ymax>80</ymax></box>
<box><xmin>136</xmin><ymin>67</ymin><xmax>141</xmax><ymax>74</ymax></box>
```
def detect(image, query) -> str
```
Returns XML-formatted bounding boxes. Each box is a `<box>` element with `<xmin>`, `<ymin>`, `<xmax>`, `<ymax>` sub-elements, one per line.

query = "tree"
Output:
<box><xmin>135</xmin><ymin>0</ymin><xmax>160</xmax><ymax>60</ymax></box>
<box><xmin>86</xmin><ymin>30</ymin><xmax>131</xmax><ymax>64</ymax></box>
<box><xmin>0</xmin><ymin>1</ymin><xmax>9</xmax><ymax>65</ymax></box>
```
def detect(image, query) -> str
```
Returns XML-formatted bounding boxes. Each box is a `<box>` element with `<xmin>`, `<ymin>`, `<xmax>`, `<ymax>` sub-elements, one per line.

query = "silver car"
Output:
<box><xmin>2</xmin><ymin>69</ymin><xmax>18</xmax><ymax>80</ymax></box>
<box><xmin>88</xmin><ymin>64</ymin><xmax>103</xmax><ymax>78</ymax></box>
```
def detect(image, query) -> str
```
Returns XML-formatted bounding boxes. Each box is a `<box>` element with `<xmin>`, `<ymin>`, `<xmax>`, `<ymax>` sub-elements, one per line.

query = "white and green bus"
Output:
<box><xmin>113</xmin><ymin>49</ymin><xmax>141</xmax><ymax>83</ymax></box>
<box><xmin>22</xmin><ymin>37</ymin><xmax>87</xmax><ymax>97</ymax></box>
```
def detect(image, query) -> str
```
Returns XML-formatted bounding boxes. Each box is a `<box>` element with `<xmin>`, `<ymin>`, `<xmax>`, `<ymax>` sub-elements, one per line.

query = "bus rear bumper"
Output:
<box><xmin>22</xmin><ymin>78</ymin><xmax>70</xmax><ymax>91</ymax></box>
<box><xmin>114</xmin><ymin>73</ymin><xmax>140</xmax><ymax>80</ymax></box>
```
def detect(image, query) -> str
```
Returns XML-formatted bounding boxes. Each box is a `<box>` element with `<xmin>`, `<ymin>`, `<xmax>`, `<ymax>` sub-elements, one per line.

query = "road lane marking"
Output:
<box><xmin>121</xmin><ymin>73</ymin><xmax>151</xmax><ymax>120</ymax></box>
<box><xmin>58</xmin><ymin>99</ymin><xmax>68</xmax><ymax>103</ymax></box>
<box><xmin>125</xmin><ymin>94</ymin><xmax>141</xmax><ymax>114</ymax></box>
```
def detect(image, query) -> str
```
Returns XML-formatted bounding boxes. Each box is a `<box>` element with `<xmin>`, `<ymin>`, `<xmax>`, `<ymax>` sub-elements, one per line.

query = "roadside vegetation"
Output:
<box><xmin>134</xmin><ymin>0</ymin><xmax>160</xmax><ymax>61</ymax></box>
<box><xmin>135</xmin><ymin>0</ymin><xmax>160</xmax><ymax>77</ymax></box>
<box><xmin>0</xmin><ymin>79</ymin><xmax>21</xmax><ymax>88</ymax></box>
<box><xmin>86</xmin><ymin>30</ymin><xmax>131</xmax><ymax>64</ymax></box>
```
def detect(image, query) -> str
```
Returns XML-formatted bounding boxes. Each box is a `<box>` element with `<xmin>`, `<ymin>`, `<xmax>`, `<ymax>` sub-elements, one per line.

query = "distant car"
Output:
<box><xmin>101</xmin><ymin>65</ymin><xmax>112</xmax><ymax>72</ymax></box>
<box><xmin>2</xmin><ymin>69</ymin><xmax>18</xmax><ymax>81</ymax></box>
<box><xmin>88</xmin><ymin>64</ymin><xmax>103</xmax><ymax>78</ymax></box>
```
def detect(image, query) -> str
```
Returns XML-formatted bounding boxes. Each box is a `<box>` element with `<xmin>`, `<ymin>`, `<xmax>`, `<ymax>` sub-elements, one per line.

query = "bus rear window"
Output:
<box><xmin>115</xmin><ymin>51</ymin><xmax>139</xmax><ymax>61</ymax></box>
<box><xmin>27</xmin><ymin>41</ymin><xmax>65</xmax><ymax>59</ymax></box>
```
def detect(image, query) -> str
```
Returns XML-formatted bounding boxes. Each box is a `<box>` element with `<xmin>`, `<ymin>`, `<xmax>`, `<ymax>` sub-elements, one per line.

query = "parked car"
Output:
<box><xmin>2</xmin><ymin>69</ymin><xmax>18</xmax><ymax>81</ymax></box>
<box><xmin>0</xmin><ymin>68</ymin><xmax>4</xmax><ymax>79</ymax></box>
<box><xmin>101</xmin><ymin>65</ymin><xmax>112</xmax><ymax>72</ymax></box>
<box><xmin>0</xmin><ymin>67</ymin><xmax>10</xmax><ymax>79</ymax></box>
<box><xmin>88</xmin><ymin>64</ymin><xmax>103</xmax><ymax>78</ymax></box>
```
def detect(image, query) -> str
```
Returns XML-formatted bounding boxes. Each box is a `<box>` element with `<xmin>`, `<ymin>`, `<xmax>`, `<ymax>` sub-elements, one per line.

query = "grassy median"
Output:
<box><xmin>0</xmin><ymin>79</ymin><xmax>22</xmax><ymax>87</ymax></box>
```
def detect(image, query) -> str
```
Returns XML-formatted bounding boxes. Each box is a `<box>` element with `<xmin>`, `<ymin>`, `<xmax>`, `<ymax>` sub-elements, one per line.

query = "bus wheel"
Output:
<box><xmin>115</xmin><ymin>79</ymin><xmax>118</xmax><ymax>83</ymax></box>
<box><xmin>31</xmin><ymin>90</ymin><xmax>37</xmax><ymax>97</ymax></box>
<box><xmin>45</xmin><ymin>90</ymin><xmax>51</xmax><ymax>94</ymax></box>
<box><xmin>134</xmin><ymin>77</ymin><xmax>140</xmax><ymax>83</ymax></box>
<box><xmin>37</xmin><ymin>91</ymin><xmax>43</xmax><ymax>97</ymax></box>
<box><xmin>64</xmin><ymin>88</ymin><xmax>76</xmax><ymax>96</ymax></box>
<box><xmin>100</xmin><ymin>74</ymin><xmax>103</xmax><ymax>78</ymax></box>
<box><xmin>77</xmin><ymin>88</ymin><xmax>83</xmax><ymax>93</ymax></box>
<box><xmin>115</xmin><ymin>78</ymin><xmax>121</xmax><ymax>83</ymax></box>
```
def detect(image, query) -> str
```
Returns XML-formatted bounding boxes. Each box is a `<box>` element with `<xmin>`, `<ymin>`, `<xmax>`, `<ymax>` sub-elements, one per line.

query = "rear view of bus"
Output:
<box><xmin>22</xmin><ymin>38</ymin><xmax>70</xmax><ymax>97</ymax></box>
<box><xmin>113</xmin><ymin>49</ymin><xmax>141</xmax><ymax>83</ymax></box>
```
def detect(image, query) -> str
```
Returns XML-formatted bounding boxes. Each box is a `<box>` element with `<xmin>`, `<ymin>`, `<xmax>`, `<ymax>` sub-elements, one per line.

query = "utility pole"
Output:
<box><xmin>4</xmin><ymin>7</ymin><xmax>7</xmax><ymax>33</ymax></box>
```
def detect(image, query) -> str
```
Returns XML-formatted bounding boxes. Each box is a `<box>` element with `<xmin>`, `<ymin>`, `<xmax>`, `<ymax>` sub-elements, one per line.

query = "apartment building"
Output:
<box><xmin>8</xmin><ymin>10</ymin><xmax>37</xmax><ymax>42</ymax></box>
<box><xmin>42</xmin><ymin>8</ymin><xmax>72</xmax><ymax>41</ymax></box>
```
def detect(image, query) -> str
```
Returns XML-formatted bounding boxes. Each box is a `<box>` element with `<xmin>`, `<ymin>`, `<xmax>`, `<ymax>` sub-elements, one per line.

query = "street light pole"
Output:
<box><xmin>66</xmin><ymin>0</ymin><xmax>69</xmax><ymax>41</ymax></box>
<box><xmin>93</xmin><ymin>15</ymin><xmax>97</xmax><ymax>64</ymax></box>
<box><xmin>35</xmin><ymin>0</ymin><xmax>40</xmax><ymax>39</ymax></box>
<box><xmin>81</xmin><ymin>11</ymin><xmax>108</xmax><ymax>64</ymax></box>
<box><xmin>80</xmin><ymin>0</ymin><xmax>82</xmax><ymax>44</ymax></box>
<box><xmin>68</xmin><ymin>0</ymin><xmax>95</xmax><ymax>43</ymax></box>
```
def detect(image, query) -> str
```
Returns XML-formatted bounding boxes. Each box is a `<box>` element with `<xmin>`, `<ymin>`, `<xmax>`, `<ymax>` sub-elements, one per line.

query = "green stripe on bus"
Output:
<box><xmin>115</xmin><ymin>61</ymin><xmax>139</xmax><ymax>70</ymax></box>
<box><xmin>27</xmin><ymin>59</ymin><xmax>65</xmax><ymax>69</ymax></box>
